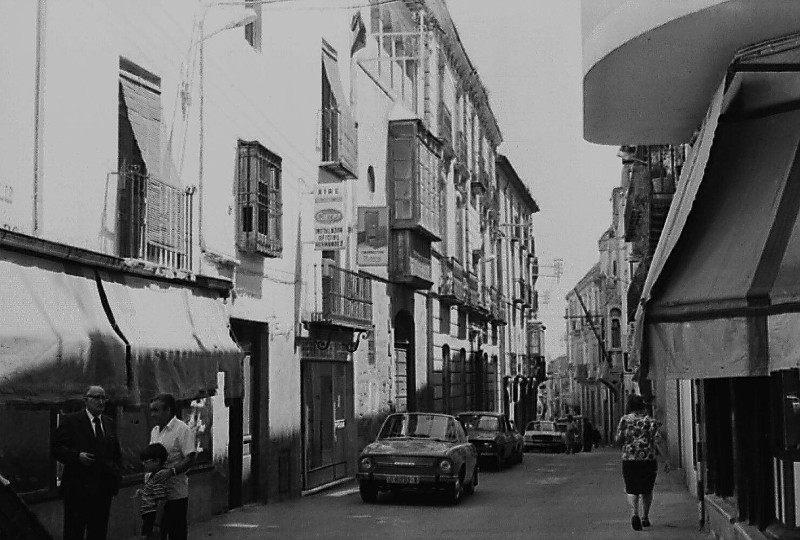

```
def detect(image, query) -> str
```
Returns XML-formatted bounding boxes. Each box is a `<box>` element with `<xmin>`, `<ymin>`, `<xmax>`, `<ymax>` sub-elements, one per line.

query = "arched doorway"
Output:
<box><xmin>394</xmin><ymin>310</ymin><xmax>416</xmax><ymax>411</ymax></box>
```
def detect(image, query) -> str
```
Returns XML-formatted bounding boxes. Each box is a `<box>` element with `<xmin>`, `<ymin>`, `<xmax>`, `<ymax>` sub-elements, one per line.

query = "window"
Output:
<box><xmin>610</xmin><ymin>308</ymin><xmax>622</xmax><ymax>349</ymax></box>
<box><xmin>367</xmin><ymin>165</ymin><xmax>376</xmax><ymax>193</ymax></box>
<box><xmin>321</xmin><ymin>44</ymin><xmax>357</xmax><ymax>178</ymax></box>
<box><xmin>237</xmin><ymin>140</ymin><xmax>283</xmax><ymax>257</ymax></box>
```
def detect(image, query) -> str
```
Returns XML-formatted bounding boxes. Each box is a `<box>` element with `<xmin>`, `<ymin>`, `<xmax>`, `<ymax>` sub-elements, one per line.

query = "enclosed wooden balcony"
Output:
<box><xmin>320</xmin><ymin>107</ymin><xmax>358</xmax><ymax>180</ymax></box>
<box><xmin>390</xmin><ymin>229</ymin><xmax>433</xmax><ymax>289</ymax></box>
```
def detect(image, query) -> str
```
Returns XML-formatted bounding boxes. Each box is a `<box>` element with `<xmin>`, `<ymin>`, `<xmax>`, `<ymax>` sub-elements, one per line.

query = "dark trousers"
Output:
<box><xmin>160</xmin><ymin>498</ymin><xmax>188</xmax><ymax>540</ymax></box>
<box><xmin>63</xmin><ymin>492</ymin><xmax>113</xmax><ymax>540</ymax></box>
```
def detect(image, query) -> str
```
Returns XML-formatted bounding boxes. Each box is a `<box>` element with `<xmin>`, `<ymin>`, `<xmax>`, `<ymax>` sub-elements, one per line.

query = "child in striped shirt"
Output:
<box><xmin>138</xmin><ymin>443</ymin><xmax>169</xmax><ymax>539</ymax></box>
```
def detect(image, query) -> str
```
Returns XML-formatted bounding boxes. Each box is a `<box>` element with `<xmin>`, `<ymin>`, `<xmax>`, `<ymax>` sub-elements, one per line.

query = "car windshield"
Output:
<box><xmin>458</xmin><ymin>414</ymin><xmax>499</xmax><ymax>431</ymax></box>
<box><xmin>378</xmin><ymin>414</ymin><xmax>456</xmax><ymax>441</ymax></box>
<box><xmin>527</xmin><ymin>421</ymin><xmax>556</xmax><ymax>431</ymax></box>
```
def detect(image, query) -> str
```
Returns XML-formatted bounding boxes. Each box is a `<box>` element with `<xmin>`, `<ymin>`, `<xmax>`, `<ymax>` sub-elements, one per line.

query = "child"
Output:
<box><xmin>138</xmin><ymin>443</ymin><xmax>169</xmax><ymax>539</ymax></box>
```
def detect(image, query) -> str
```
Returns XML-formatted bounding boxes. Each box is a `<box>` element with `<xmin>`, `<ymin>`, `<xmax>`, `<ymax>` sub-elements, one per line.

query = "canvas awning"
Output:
<box><xmin>629</xmin><ymin>81</ymin><xmax>725</xmax><ymax>380</ymax></box>
<box><xmin>0</xmin><ymin>250</ymin><xmax>128</xmax><ymax>403</ymax></box>
<box><xmin>97</xmin><ymin>272</ymin><xmax>244</xmax><ymax>403</ymax></box>
<box><xmin>644</xmin><ymin>106</ymin><xmax>800</xmax><ymax>379</ymax></box>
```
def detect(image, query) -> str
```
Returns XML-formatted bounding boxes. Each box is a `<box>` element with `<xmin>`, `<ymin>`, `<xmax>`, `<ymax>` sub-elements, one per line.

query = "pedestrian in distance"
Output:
<box><xmin>582</xmin><ymin>418</ymin><xmax>594</xmax><ymax>453</ymax></box>
<box><xmin>149</xmin><ymin>394</ymin><xmax>196</xmax><ymax>540</ymax></box>
<box><xmin>137</xmin><ymin>443</ymin><xmax>169</xmax><ymax>540</ymax></box>
<box><xmin>52</xmin><ymin>385</ymin><xmax>122</xmax><ymax>540</ymax></box>
<box><xmin>564</xmin><ymin>414</ymin><xmax>578</xmax><ymax>454</ymax></box>
<box><xmin>615</xmin><ymin>393</ymin><xmax>670</xmax><ymax>531</ymax></box>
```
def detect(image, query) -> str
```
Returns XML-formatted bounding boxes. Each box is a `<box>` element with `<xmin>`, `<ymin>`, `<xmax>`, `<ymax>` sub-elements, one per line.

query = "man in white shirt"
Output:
<box><xmin>149</xmin><ymin>394</ymin><xmax>196</xmax><ymax>540</ymax></box>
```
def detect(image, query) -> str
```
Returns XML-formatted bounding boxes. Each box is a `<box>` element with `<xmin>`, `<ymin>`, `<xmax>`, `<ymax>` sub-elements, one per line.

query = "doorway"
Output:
<box><xmin>229</xmin><ymin>320</ymin><xmax>268</xmax><ymax>508</ymax></box>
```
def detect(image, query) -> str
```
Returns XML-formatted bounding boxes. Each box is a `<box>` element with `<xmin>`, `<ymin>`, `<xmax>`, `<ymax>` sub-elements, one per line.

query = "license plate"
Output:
<box><xmin>387</xmin><ymin>475</ymin><xmax>419</xmax><ymax>485</ymax></box>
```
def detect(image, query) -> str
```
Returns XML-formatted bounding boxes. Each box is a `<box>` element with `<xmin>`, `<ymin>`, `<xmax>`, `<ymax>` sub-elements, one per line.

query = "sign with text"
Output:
<box><xmin>314</xmin><ymin>183</ymin><xmax>346</xmax><ymax>251</ymax></box>
<box><xmin>356</xmin><ymin>206</ymin><xmax>389</xmax><ymax>266</ymax></box>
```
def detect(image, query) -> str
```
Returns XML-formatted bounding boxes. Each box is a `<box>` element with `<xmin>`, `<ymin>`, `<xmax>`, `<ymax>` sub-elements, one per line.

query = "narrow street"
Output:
<box><xmin>185</xmin><ymin>448</ymin><xmax>708</xmax><ymax>540</ymax></box>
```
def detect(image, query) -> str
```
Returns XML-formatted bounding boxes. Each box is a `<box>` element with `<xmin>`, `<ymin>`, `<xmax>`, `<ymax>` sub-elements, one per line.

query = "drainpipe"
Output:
<box><xmin>32</xmin><ymin>0</ymin><xmax>47</xmax><ymax>234</ymax></box>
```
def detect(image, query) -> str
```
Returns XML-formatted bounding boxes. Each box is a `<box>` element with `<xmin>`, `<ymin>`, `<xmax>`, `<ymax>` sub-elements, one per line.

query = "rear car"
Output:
<box><xmin>356</xmin><ymin>413</ymin><xmax>478</xmax><ymax>504</ymax></box>
<box><xmin>524</xmin><ymin>420</ymin><xmax>566</xmax><ymax>453</ymax></box>
<box><xmin>457</xmin><ymin>411</ymin><xmax>523</xmax><ymax>469</ymax></box>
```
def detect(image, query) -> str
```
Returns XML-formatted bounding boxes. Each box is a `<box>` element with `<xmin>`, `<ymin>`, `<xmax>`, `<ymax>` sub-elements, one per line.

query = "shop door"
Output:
<box><xmin>302</xmin><ymin>360</ymin><xmax>352</xmax><ymax>490</ymax></box>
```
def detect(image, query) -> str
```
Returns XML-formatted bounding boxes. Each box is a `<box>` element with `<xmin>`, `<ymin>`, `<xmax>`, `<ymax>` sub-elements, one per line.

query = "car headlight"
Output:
<box><xmin>359</xmin><ymin>456</ymin><xmax>374</xmax><ymax>471</ymax></box>
<box><xmin>438</xmin><ymin>459</ymin><xmax>453</xmax><ymax>473</ymax></box>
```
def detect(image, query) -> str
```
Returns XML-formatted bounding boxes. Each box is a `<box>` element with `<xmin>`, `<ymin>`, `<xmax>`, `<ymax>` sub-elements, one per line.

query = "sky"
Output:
<box><xmin>446</xmin><ymin>0</ymin><xmax>623</xmax><ymax>358</ymax></box>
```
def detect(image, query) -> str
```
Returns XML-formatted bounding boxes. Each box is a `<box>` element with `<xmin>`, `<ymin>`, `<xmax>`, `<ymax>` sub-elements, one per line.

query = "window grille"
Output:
<box><xmin>237</xmin><ymin>141</ymin><xmax>283</xmax><ymax>257</ymax></box>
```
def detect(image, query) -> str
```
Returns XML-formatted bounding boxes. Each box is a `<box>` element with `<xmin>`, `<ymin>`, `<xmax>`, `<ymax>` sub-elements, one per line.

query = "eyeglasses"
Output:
<box><xmin>86</xmin><ymin>395</ymin><xmax>109</xmax><ymax>401</ymax></box>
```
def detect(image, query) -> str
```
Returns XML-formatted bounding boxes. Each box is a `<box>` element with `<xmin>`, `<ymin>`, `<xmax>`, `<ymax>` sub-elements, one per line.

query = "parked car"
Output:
<box><xmin>523</xmin><ymin>420</ymin><xmax>567</xmax><ymax>453</ymax></box>
<box><xmin>356</xmin><ymin>412</ymin><xmax>478</xmax><ymax>504</ymax></box>
<box><xmin>457</xmin><ymin>411</ymin><xmax>524</xmax><ymax>469</ymax></box>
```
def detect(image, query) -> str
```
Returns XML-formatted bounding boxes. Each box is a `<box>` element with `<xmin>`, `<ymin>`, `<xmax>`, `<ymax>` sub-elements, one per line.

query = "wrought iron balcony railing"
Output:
<box><xmin>311</xmin><ymin>261</ymin><xmax>373</xmax><ymax>330</ymax></box>
<box><xmin>117</xmin><ymin>170</ymin><xmax>193</xmax><ymax>272</ymax></box>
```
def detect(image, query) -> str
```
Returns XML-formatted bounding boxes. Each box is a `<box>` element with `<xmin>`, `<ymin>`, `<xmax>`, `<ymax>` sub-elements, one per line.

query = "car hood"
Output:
<box><xmin>362</xmin><ymin>439</ymin><xmax>454</xmax><ymax>456</ymax></box>
<box><xmin>525</xmin><ymin>430</ymin><xmax>562</xmax><ymax>436</ymax></box>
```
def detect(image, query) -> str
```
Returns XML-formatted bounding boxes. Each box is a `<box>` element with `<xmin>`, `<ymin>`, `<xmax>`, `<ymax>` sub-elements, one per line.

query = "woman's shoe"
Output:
<box><xmin>641</xmin><ymin>518</ymin><xmax>651</xmax><ymax>527</ymax></box>
<box><xmin>631</xmin><ymin>515</ymin><xmax>642</xmax><ymax>531</ymax></box>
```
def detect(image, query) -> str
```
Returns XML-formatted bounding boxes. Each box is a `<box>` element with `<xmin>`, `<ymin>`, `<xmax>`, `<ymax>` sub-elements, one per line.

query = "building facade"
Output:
<box><xmin>0</xmin><ymin>0</ymin><xmax>542</xmax><ymax>537</ymax></box>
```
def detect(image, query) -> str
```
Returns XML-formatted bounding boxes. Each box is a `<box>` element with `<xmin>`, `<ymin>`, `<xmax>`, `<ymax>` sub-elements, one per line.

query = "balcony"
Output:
<box><xmin>118</xmin><ymin>170</ymin><xmax>193</xmax><ymax>272</ymax></box>
<box><xmin>454</xmin><ymin>131</ymin><xmax>469</xmax><ymax>177</ymax></box>
<box><xmin>388</xmin><ymin>119</ymin><xmax>442</xmax><ymax>241</ymax></box>
<box><xmin>513</xmin><ymin>278</ymin><xmax>532</xmax><ymax>308</ymax></box>
<box><xmin>495</xmin><ymin>291</ymin><xmax>508</xmax><ymax>325</ymax></box>
<box><xmin>438</xmin><ymin>257</ymin><xmax>466</xmax><ymax>305</ymax></box>
<box><xmin>308</xmin><ymin>261</ymin><xmax>373</xmax><ymax>331</ymax></box>
<box><xmin>465</xmin><ymin>270</ymin><xmax>480</xmax><ymax>312</ymax></box>
<box><xmin>320</xmin><ymin>107</ymin><xmax>358</xmax><ymax>179</ymax></box>
<box><xmin>438</xmin><ymin>106</ymin><xmax>454</xmax><ymax>160</ymax></box>
<box><xmin>390</xmin><ymin>229</ymin><xmax>433</xmax><ymax>289</ymax></box>
<box><xmin>471</xmin><ymin>154</ymin><xmax>489</xmax><ymax>194</ymax></box>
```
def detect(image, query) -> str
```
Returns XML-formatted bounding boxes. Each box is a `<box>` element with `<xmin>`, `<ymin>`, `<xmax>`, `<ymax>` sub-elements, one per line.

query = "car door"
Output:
<box><xmin>498</xmin><ymin>415</ymin><xmax>512</xmax><ymax>459</ymax></box>
<box><xmin>454</xmin><ymin>419</ymin><xmax>476</xmax><ymax>474</ymax></box>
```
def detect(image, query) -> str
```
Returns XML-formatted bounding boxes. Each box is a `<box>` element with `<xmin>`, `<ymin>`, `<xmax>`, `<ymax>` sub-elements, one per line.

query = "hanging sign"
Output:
<box><xmin>356</xmin><ymin>206</ymin><xmax>389</xmax><ymax>266</ymax></box>
<box><xmin>314</xmin><ymin>183</ymin><xmax>346</xmax><ymax>250</ymax></box>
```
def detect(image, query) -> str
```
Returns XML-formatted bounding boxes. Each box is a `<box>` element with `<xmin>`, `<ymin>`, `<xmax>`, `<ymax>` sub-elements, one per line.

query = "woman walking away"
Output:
<box><xmin>615</xmin><ymin>394</ymin><xmax>669</xmax><ymax>531</ymax></box>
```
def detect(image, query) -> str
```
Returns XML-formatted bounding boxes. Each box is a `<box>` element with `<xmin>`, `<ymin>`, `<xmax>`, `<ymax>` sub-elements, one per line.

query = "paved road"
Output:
<box><xmin>186</xmin><ymin>448</ymin><xmax>709</xmax><ymax>539</ymax></box>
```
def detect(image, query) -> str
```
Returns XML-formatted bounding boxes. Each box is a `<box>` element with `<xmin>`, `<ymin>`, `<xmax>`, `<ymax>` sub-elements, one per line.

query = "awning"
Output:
<box><xmin>644</xmin><ymin>106</ymin><xmax>800</xmax><ymax>379</ymax></box>
<box><xmin>322</xmin><ymin>52</ymin><xmax>352</xmax><ymax>119</ymax></box>
<box><xmin>629</xmin><ymin>80</ymin><xmax>725</xmax><ymax>379</ymax></box>
<box><xmin>97</xmin><ymin>272</ymin><xmax>243</xmax><ymax>403</ymax></box>
<box><xmin>0</xmin><ymin>250</ymin><xmax>128</xmax><ymax>403</ymax></box>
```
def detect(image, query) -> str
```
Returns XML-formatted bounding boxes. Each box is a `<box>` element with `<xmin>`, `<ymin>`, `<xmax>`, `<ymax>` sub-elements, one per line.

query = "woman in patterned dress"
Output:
<box><xmin>615</xmin><ymin>394</ymin><xmax>669</xmax><ymax>531</ymax></box>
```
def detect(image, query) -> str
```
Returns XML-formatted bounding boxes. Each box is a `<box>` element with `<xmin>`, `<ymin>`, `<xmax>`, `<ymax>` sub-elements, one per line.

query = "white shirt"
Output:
<box><xmin>85</xmin><ymin>409</ymin><xmax>104</xmax><ymax>437</ymax></box>
<box><xmin>150</xmin><ymin>416</ymin><xmax>196</xmax><ymax>500</ymax></box>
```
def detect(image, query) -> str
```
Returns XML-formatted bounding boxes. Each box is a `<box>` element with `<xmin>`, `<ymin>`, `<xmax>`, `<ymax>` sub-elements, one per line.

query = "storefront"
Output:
<box><xmin>632</xmin><ymin>40</ymin><xmax>800</xmax><ymax>538</ymax></box>
<box><xmin>0</xmin><ymin>232</ymin><xmax>243</xmax><ymax>538</ymax></box>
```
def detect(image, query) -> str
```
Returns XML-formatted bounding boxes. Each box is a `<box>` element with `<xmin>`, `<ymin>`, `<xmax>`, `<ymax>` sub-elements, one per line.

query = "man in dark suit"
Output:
<box><xmin>52</xmin><ymin>385</ymin><xmax>122</xmax><ymax>540</ymax></box>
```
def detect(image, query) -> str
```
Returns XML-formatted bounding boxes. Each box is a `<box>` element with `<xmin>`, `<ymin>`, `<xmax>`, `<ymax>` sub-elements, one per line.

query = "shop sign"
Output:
<box><xmin>314</xmin><ymin>183</ymin><xmax>346</xmax><ymax>251</ymax></box>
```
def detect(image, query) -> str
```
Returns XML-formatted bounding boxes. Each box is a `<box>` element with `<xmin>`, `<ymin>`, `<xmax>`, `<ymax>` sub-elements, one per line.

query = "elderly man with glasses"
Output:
<box><xmin>52</xmin><ymin>385</ymin><xmax>122</xmax><ymax>540</ymax></box>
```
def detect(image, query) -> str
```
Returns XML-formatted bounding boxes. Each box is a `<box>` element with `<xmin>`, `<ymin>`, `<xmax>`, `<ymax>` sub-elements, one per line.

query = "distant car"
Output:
<box><xmin>356</xmin><ymin>413</ymin><xmax>478</xmax><ymax>504</ymax></box>
<box><xmin>457</xmin><ymin>411</ymin><xmax>524</xmax><ymax>469</ymax></box>
<box><xmin>524</xmin><ymin>420</ymin><xmax>567</xmax><ymax>453</ymax></box>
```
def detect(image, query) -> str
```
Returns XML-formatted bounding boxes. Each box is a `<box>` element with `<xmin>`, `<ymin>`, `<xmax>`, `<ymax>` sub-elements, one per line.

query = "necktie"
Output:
<box><xmin>93</xmin><ymin>417</ymin><xmax>104</xmax><ymax>441</ymax></box>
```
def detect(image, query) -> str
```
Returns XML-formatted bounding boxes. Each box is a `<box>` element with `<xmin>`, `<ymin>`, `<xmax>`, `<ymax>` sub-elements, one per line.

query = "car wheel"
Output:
<box><xmin>359</xmin><ymin>481</ymin><xmax>378</xmax><ymax>503</ymax></box>
<box><xmin>447</xmin><ymin>471</ymin><xmax>464</xmax><ymax>504</ymax></box>
<box><xmin>464</xmin><ymin>466</ymin><xmax>478</xmax><ymax>495</ymax></box>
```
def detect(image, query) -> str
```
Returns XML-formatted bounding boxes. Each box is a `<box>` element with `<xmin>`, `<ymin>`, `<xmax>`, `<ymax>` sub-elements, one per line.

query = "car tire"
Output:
<box><xmin>464</xmin><ymin>466</ymin><xmax>478</xmax><ymax>495</ymax></box>
<box><xmin>359</xmin><ymin>481</ymin><xmax>378</xmax><ymax>503</ymax></box>
<box><xmin>447</xmin><ymin>471</ymin><xmax>464</xmax><ymax>505</ymax></box>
